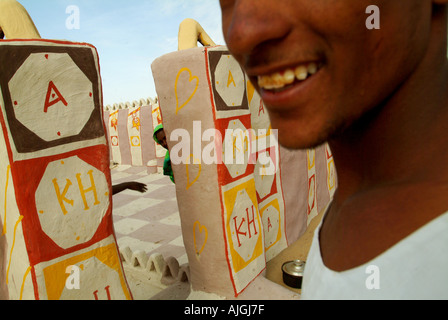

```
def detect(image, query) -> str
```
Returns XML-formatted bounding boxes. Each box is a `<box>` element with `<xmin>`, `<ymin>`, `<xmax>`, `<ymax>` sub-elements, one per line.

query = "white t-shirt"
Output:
<box><xmin>301</xmin><ymin>208</ymin><xmax>448</xmax><ymax>300</ymax></box>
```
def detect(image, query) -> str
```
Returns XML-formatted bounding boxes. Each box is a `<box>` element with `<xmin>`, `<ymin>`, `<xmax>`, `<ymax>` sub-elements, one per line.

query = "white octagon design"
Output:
<box><xmin>9</xmin><ymin>52</ymin><xmax>95</xmax><ymax>142</ymax></box>
<box><xmin>261</xmin><ymin>204</ymin><xmax>280</xmax><ymax>249</ymax></box>
<box><xmin>214</xmin><ymin>55</ymin><xmax>245</xmax><ymax>107</ymax></box>
<box><xmin>35</xmin><ymin>156</ymin><xmax>109</xmax><ymax>249</ymax></box>
<box><xmin>223</xmin><ymin>119</ymin><xmax>250</xmax><ymax>179</ymax></box>
<box><xmin>229</xmin><ymin>189</ymin><xmax>261</xmax><ymax>263</ymax></box>
<box><xmin>254</xmin><ymin>151</ymin><xmax>275</xmax><ymax>199</ymax></box>
<box><xmin>60</xmin><ymin>257</ymin><xmax>126</xmax><ymax>300</ymax></box>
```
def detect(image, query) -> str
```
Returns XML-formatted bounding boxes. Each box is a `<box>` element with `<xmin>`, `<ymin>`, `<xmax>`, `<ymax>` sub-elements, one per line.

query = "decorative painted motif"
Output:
<box><xmin>152</xmin><ymin>46</ymin><xmax>288</xmax><ymax>297</ymax></box>
<box><xmin>0</xmin><ymin>40</ymin><xmax>131</xmax><ymax>300</ymax></box>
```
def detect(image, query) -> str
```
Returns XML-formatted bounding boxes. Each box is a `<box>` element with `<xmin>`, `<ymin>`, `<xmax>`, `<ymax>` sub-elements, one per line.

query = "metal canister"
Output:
<box><xmin>282</xmin><ymin>260</ymin><xmax>306</xmax><ymax>289</ymax></box>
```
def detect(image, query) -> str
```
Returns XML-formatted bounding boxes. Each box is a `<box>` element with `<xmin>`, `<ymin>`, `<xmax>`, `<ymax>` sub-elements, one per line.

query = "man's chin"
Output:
<box><xmin>267</xmin><ymin>114</ymin><xmax>326</xmax><ymax>150</ymax></box>
<box><xmin>274</xmin><ymin>134</ymin><xmax>320</xmax><ymax>151</ymax></box>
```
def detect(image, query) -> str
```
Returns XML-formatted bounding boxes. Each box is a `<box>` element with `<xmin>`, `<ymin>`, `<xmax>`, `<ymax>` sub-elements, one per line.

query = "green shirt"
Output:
<box><xmin>153</xmin><ymin>124</ymin><xmax>174</xmax><ymax>183</ymax></box>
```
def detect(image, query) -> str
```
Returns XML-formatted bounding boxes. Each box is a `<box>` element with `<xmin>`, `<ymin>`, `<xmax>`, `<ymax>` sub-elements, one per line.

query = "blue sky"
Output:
<box><xmin>19</xmin><ymin>0</ymin><xmax>225</xmax><ymax>107</ymax></box>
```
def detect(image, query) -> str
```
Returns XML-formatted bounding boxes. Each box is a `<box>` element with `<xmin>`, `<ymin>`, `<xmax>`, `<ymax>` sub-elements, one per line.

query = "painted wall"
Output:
<box><xmin>152</xmin><ymin>45</ymin><xmax>337</xmax><ymax>298</ymax></box>
<box><xmin>104</xmin><ymin>103</ymin><xmax>165</xmax><ymax>173</ymax></box>
<box><xmin>0</xmin><ymin>39</ymin><xmax>132</xmax><ymax>300</ymax></box>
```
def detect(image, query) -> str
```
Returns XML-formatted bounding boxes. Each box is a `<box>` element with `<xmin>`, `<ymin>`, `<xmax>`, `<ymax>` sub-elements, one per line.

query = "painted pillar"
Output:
<box><xmin>0</xmin><ymin>40</ymin><xmax>132</xmax><ymax>300</ymax></box>
<box><xmin>127</xmin><ymin>106</ymin><xmax>143</xmax><ymax>167</ymax></box>
<box><xmin>152</xmin><ymin>46</ymin><xmax>288</xmax><ymax>297</ymax></box>
<box><xmin>151</xmin><ymin>102</ymin><xmax>166</xmax><ymax>173</ymax></box>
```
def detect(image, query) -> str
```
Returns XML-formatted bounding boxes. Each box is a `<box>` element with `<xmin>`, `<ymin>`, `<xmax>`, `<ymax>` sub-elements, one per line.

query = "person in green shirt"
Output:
<box><xmin>153</xmin><ymin>124</ymin><xmax>174</xmax><ymax>183</ymax></box>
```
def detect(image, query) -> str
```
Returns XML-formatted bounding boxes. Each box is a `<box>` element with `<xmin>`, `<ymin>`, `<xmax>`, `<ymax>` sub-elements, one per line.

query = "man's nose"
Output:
<box><xmin>223</xmin><ymin>0</ymin><xmax>290</xmax><ymax>61</ymax></box>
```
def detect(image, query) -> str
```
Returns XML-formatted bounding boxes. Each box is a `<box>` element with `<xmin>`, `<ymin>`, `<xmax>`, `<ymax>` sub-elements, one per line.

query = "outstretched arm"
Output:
<box><xmin>112</xmin><ymin>182</ymin><xmax>148</xmax><ymax>195</ymax></box>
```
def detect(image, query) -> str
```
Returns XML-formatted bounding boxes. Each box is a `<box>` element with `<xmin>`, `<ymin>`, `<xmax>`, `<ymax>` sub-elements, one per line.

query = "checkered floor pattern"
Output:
<box><xmin>111</xmin><ymin>165</ymin><xmax>188</xmax><ymax>265</ymax></box>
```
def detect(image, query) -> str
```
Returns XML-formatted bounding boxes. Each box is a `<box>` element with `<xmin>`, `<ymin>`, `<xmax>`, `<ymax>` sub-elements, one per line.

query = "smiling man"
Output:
<box><xmin>220</xmin><ymin>0</ymin><xmax>448</xmax><ymax>299</ymax></box>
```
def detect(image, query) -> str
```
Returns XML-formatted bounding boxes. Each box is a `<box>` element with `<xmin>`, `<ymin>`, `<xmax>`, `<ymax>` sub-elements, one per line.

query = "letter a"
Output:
<box><xmin>66</xmin><ymin>5</ymin><xmax>80</xmax><ymax>30</ymax></box>
<box><xmin>227</xmin><ymin>70</ymin><xmax>236</xmax><ymax>88</ymax></box>
<box><xmin>170</xmin><ymin>129</ymin><xmax>191</xmax><ymax>165</ymax></box>
<box><xmin>267</xmin><ymin>217</ymin><xmax>272</xmax><ymax>232</ymax></box>
<box><xmin>258</xmin><ymin>101</ymin><xmax>265</xmax><ymax>116</ymax></box>
<box><xmin>44</xmin><ymin>81</ymin><xmax>68</xmax><ymax>113</ymax></box>
<box><xmin>365</xmin><ymin>5</ymin><xmax>380</xmax><ymax>30</ymax></box>
<box><xmin>65</xmin><ymin>265</ymin><xmax>80</xmax><ymax>290</ymax></box>
<box><xmin>365</xmin><ymin>265</ymin><xmax>381</xmax><ymax>290</ymax></box>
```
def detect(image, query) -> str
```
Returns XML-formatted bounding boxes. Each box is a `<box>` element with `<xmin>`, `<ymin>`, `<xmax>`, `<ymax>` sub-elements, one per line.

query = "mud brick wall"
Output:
<box><xmin>103</xmin><ymin>103</ymin><xmax>166</xmax><ymax>174</ymax></box>
<box><xmin>152</xmin><ymin>45</ymin><xmax>337</xmax><ymax>298</ymax></box>
<box><xmin>0</xmin><ymin>39</ymin><xmax>132</xmax><ymax>300</ymax></box>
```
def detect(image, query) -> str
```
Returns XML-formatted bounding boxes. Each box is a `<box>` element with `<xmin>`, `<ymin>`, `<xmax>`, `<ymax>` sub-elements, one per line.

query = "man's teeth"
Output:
<box><xmin>258</xmin><ymin>63</ymin><xmax>319</xmax><ymax>90</ymax></box>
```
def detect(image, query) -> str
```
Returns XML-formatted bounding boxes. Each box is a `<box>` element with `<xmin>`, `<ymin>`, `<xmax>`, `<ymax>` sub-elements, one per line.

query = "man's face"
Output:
<box><xmin>220</xmin><ymin>0</ymin><xmax>432</xmax><ymax>149</ymax></box>
<box><xmin>156</xmin><ymin>130</ymin><xmax>168</xmax><ymax>149</ymax></box>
